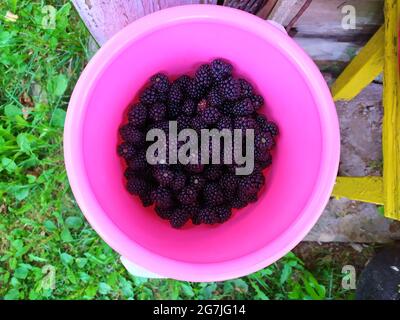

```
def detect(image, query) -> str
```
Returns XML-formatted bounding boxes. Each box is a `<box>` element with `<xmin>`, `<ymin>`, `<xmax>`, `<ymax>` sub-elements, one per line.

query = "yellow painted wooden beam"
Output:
<box><xmin>382</xmin><ymin>0</ymin><xmax>400</xmax><ymax>220</ymax></box>
<box><xmin>332</xmin><ymin>177</ymin><xmax>384</xmax><ymax>205</ymax></box>
<box><xmin>331</xmin><ymin>25</ymin><xmax>384</xmax><ymax>101</ymax></box>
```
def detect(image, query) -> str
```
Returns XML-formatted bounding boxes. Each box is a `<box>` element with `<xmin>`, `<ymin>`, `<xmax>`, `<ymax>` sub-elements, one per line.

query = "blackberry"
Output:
<box><xmin>197</xmin><ymin>99</ymin><xmax>208</xmax><ymax>112</ymax></box>
<box><xmin>128</xmin><ymin>103</ymin><xmax>147</xmax><ymax>127</ymax></box>
<box><xmin>219</xmin><ymin>102</ymin><xmax>233</xmax><ymax>116</ymax></box>
<box><xmin>126</xmin><ymin>177</ymin><xmax>148</xmax><ymax>196</ymax></box>
<box><xmin>250</xmin><ymin>94</ymin><xmax>264</xmax><ymax>110</ymax></box>
<box><xmin>177</xmin><ymin>186</ymin><xmax>198</xmax><ymax>205</ymax></box>
<box><xmin>153</xmin><ymin>168</ymin><xmax>174</xmax><ymax>187</ymax></box>
<box><xmin>219</xmin><ymin>78</ymin><xmax>241</xmax><ymax>101</ymax></box>
<box><xmin>256</xmin><ymin>154</ymin><xmax>272</xmax><ymax>170</ymax></box>
<box><xmin>216</xmin><ymin>116</ymin><xmax>233</xmax><ymax>131</ymax></box>
<box><xmin>195</xmin><ymin>64</ymin><xmax>213</xmax><ymax>89</ymax></box>
<box><xmin>148</xmin><ymin>103</ymin><xmax>166</xmax><ymax>122</ymax></box>
<box><xmin>127</xmin><ymin>151</ymin><xmax>148</xmax><ymax>171</ymax></box>
<box><xmin>168</xmin><ymin>83</ymin><xmax>182</xmax><ymax>105</ymax></box>
<box><xmin>203</xmin><ymin>182</ymin><xmax>224</xmax><ymax>206</ymax></box>
<box><xmin>117</xmin><ymin>143</ymin><xmax>136</xmax><ymax>159</ymax></box>
<box><xmin>150</xmin><ymin>73</ymin><xmax>170</xmax><ymax>93</ymax></box>
<box><xmin>167</xmin><ymin>104</ymin><xmax>181</xmax><ymax>119</ymax></box>
<box><xmin>124</xmin><ymin>167</ymin><xmax>136</xmax><ymax>179</ymax></box>
<box><xmin>182</xmin><ymin>99</ymin><xmax>196</xmax><ymax>116</ymax></box>
<box><xmin>215</xmin><ymin>206</ymin><xmax>232</xmax><ymax>223</ymax></box>
<box><xmin>139</xmin><ymin>192</ymin><xmax>153</xmax><ymax>207</ymax></box>
<box><xmin>232</xmin><ymin>98</ymin><xmax>254</xmax><ymax>116</ymax></box>
<box><xmin>140</xmin><ymin>86</ymin><xmax>158</xmax><ymax>105</ymax></box>
<box><xmin>187</xmin><ymin>78</ymin><xmax>204</xmax><ymax>100</ymax></box>
<box><xmin>207</xmin><ymin>89</ymin><xmax>224</xmax><ymax>107</ymax></box>
<box><xmin>255</xmin><ymin>113</ymin><xmax>269</xmax><ymax>132</ymax></box>
<box><xmin>150</xmin><ymin>187</ymin><xmax>174</xmax><ymax>208</ymax></box>
<box><xmin>266</xmin><ymin>121</ymin><xmax>279</xmax><ymax>136</ymax></box>
<box><xmin>255</xmin><ymin>148</ymin><xmax>272</xmax><ymax>163</ymax></box>
<box><xmin>201</xmin><ymin>107</ymin><xmax>221</xmax><ymax>125</ymax></box>
<box><xmin>185</xmin><ymin>163</ymin><xmax>204</xmax><ymax>174</ymax></box>
<box><xmin>155</xmin><ymin>206</ymin><xmax>174</xmax><ymax>220</ymax></box>
<box><xmin>191</xmin><ymin>115</ymin><xmax>207</xmax><ymax>132</ymax></box>
<box><xmin>255</xmin><ymin>130</ymin><xmax>274</xmax><ymax>151</ymax></box>
<box><xmin>191</xmin><ymin>213</ymin><xmax>201</xmax><ymax>225</ymax></box>
<box><xmin>170</xmin><ymin>208</ymin><xmax>191</xmax><ymax>228</ymax></box>
<box><xmin>210</xmin><ymin>59</ymin><xmax>233</xmax><ymax>82</ymax></box>
<box><xmin>238</xmin><ymin>170</ymin><xmax>265</xmax><ymax>196</ymax></box>
<box><xmin>230</xmin><ymin>197</ymin><xmax>248</xmax><ymax>209</ymax></box>
<box><xmin>119</xmin><ymin>124</ymin><xmax>145</xmax><ymax>146</ymax></box>
<box><xmin>149</xmin><ymin>120</ymin><xmax>170</xmax><ymax>132</ymax></box>
<box><xmin>234</xmin><ymin>116</ymin><xmax>257</xmax><ymax>131</ymax></box>
<box><xmin>171</xmin><ymin>171</ymin><xmax>186</xmax><ymax>191</ymax></box>
<box><xmin>174</xmin><ymin>75</ymin><xmax>191</xmax><ymax>93</ymax></box>
<box><xmin>204</xmin><ymin>165</ymin><xmax>223</xmax><ymax>181</ymax></box>
<box><xmin>189</xmin><ymin>175</ymin><xmax>206</xmax><ymax>191</ymax></box>
<box><xmin>198</xmin><ymin>207</ymin><xmax>218</xmax><ymax>225</ymax></box>
<box><xmin>219</xmin><ymin>173</ymin><xmax>238</xmax><ymax>192</ymax></box>
<box><xmin>239</xmin><ymin>78</ymin><xmax>254</xmax><ymax>98</ymax></box>
<box><xmin>177</xmin><ymin>115</ymin><xmax>192</xmax><ymax>131</ymax></box>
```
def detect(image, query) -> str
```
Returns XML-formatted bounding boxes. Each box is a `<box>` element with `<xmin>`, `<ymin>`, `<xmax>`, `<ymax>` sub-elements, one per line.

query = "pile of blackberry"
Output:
<box><xmin>118</xmin><ymin>59</ymin><xmax>278</xmax><ymax>228</ymax></box>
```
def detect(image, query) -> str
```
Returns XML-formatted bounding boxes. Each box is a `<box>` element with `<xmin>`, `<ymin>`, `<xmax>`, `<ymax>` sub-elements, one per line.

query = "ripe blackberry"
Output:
<box><xmin>232</xmin><ymin>98</ymin><xmax>254</xmax><ymax>116</ymax></box>
<box><xmin>255</xmin><ymin>113</ymin><xmax>269</xmax><ymax>132</ymax></box>
<box><xmin>250</xmin><ymin>94</ymin><xmax>264</xmax><ymax>110</ymax></box>
<box><xmin>189</xmin><ymin>175</ymin><xmax>206</xmax><ymax>191</ymax></box>
<box><xmin>119</xmin><ymin>124</ymin><xmax>145</xmax><ymax>146</ymax></box>
<box><xmin>155</xmin><ymin>206</ymin><xmax>174</xmax><ymax>220</ymax></box>
<box><xmin>216</xmin><ymin>116</ymin><xmax>233</xmax><ymax>131</ymax></box>
<box><xmin>256</xmin><ymin>153</ymin><xmax>272</xmax><ymax>170</ymax></box>
<box><xmin>153</xmin><ymin>168</ymin><xmax>174</xmax><ymax>187</ymax></box>
<box><xmin>177</xmin><ymin>186</ymin><xmax>198</xmax><ymax>205</ymax></box>
<box><xmin>170</xmin><ymin>208</ymin><xmax>191</xmax><ymax>228</ymax></box>
<box><xmin>234</xmin><ymin>116</ymin><xmax>257</xmax><ymax>131</ymax></box>
<box><xmin>230</xmin><ymin>197</ymin><xmax>248</xmax><ymax>209</ymax></box>
<box><xmin>148</xmin><ymin>103</ymin><xmax>166</xmax><ymax>122</ymax></box>
<box><xmin>185</xmin><ymin>163</ymin><xmax>204</xmax><ymax>174</ymax></box>
<box><xmin>215</xmin><ymin>206</ymin><xmax>232</xmax><ymax>223</ymax></box>
<box><xmin>191</xmin><ymin>213</ymin><xmax>201</xmax><ymax>225</ymax></box>
<box><xmin>219</xmin><ymin>173</ymin><xmax>238</xmax><ymax>192</ymax></box>
<box><xmin>238</xmin><ymin>170</ymin><xmax>265</xmax><ymax>196</ymax></box>
<box><xmin>128</xmin><ymin>103</ymin><xmax>147</xmax><ymax>127</ymax></box>
<box><xmin>149</xmin><ymin>120</ymin><xmax>170</xmax><ymax>133</ymax></box>
<box><xmin>195</xmin><ymin>64</ymin><xmax>213</xmax><ymax>89</ymax></box>
<box><xmin>171</xmin><ymin>171</ymin><xmax>186</xmax><ymax>191</ymax></box>
<box><xmin>140</xmin><ymin>86</ymin><xmax>159</xmax><ymax>105</ymax></box>
<box><xmin>219</xmin><ymin>78</ymin><xmax>241</xmax><ymax>101</ymax></box>
<box><xmin>150</xmin><ymin>187</ymin><xmax>174</xmax><ymax>208</ymax></box>
<box><xmin>187</xmin><ymin>78</ymin><xmax>204</xmax><ymax>100</ymax></box>
<box><xmin>199</xmin><ymin>207</ymin><xmax>218</xmax><ymax>224</ymax></box>
<box><xmin>203</xmin><ymin>182</ymin><xmax>224</xmax><ymax>206</ymax></box>
<box><xmin>127</xmin><ymin>151</ymin><xmax>148</xmax><ymax>171</ymax></box>
<box><xmin>255</xmin><ymin>130</ymin><xmax>274</xmax><ymax>151</ymax></box>
<box><xmin>266</xmin><ymin>121</ymin><xmax>279</xmax><ymax>136</ymax></box>
<box><xmin>207</xmin><ymin>89</ymin><xmax>224</xmax><ymax>107</ymax></box>
<box><xmin>182</xmin><ymin>99</ymin><xmax>196</xmax><ymax>116</ymax></box>
<box><xmin>255</xmin><ymin>148</ymin><xmax>272</xmax><ymax>163</ymax></box>
<box><xmin>166</xmin><ymin>106</ymin><xmax>179</xmax><ymax>120</ymax></box>
<box><xmin>139</xmin><ymin>192</ymin><xmax>154</xmax><ymax>207</ymax></box>
<box><xmin>117</xmin><ymin>143</ymin><xmax>136</xmax><ymax>159</ymax></box>
<box><xmin>126</xmin><ymin>177</ymin><xmax>148</xmax><ymax>196</ymax></box>
<box><xmin>168</xmin><ymin>83</ymin><xmax>182</xmax><ymax>105</ymax></box>
<box><xmin>174</xmin><ymin>75</ymin><xmax>191</xmax><ymax>93</ymax></box>
<box><xmin>177</xmin><ymin>115</ymin><xmax>192</xmax><ymax>131</ymax></box>
<box><xmin>124</xmin><ymin>167</ymin><xmax>136</xmax><ymax>179</ymax></box>
<box><xmin>219</xmin><ymin>103</ymin><xmax>233</xmax><ymax>116</ymax></box>
<box><xmin>191</xmin><ymin>115</ymin><xmax>207</xmax><ymax>132</ymax></box>
<box><xmin>204</xmin><ymin>165</ymin><xmax>223</xmax><ymax>181</ymax></box>
<box><xmin>239</xmin><ymin>78</ymin><xmax>254</xmax><ymax>98</ymax></box>
<box><xmin>210</xmin><ymin>59</ymin><xmax>233</xmax><ymax>82</ymax></box>
<box><xmin>150</xmin><ymin>73</ymin><xmax>170</xmax><ymax>93</ymax></box>
<box><xmin>201</xmin><ymin>107</ymin><xmax>221</xmax><ymax>125</ymax></box>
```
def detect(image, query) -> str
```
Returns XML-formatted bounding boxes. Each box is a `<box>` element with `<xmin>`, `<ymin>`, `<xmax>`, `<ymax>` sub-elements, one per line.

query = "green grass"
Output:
<box><xmin>0</xmin><ymin>0</ymin><xmax>355</xmax><ymax>300</ymax></box>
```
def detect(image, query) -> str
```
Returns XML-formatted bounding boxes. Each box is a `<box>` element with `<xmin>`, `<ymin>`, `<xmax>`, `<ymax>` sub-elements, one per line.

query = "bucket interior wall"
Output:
<box><xmin>82</xmin><ymin>21</ymin><xmax>322</xmax><ymax>263</ymax></box>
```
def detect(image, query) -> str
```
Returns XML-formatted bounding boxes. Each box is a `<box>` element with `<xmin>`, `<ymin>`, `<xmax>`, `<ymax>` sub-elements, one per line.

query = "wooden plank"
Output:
<box><xmin>256</xmin><ymin>0</ymin><xmax>278</xmax><ymax>19</ymax></box>
<box><xmin>223</xmin><ymin>0</ymin><xmax>267</xmax><ymax>14</ymax></box>
<box><xmin>332</xmin><ymin>177</ymin><xmax>384</xmax><ymax>205</ymax></box>
<box><xmin>382</xmin><ymin>0</ymin><xmax>400</xmax><ymax>220</ymax></box>
<box><xmin>293</xmin><ymin>0</ymin><xmax>383</xmax><ymax>40</ymax></box>
<box><xmin>72</xmin><ymin>0</ymin><xmax>217</xmax><ymax>45</ymax></box>
<box><xmin>330</xmin><ymin>25</ymin><xmax>384</xmax><ymax>101</ymax></box>
<box><xmin>267</xmin><ymin>0</ymin><xmax>308</xmax><ymax>26</ymax></box>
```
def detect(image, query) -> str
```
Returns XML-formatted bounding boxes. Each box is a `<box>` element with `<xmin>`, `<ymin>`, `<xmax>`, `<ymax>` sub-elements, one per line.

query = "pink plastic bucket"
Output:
<box><xmin>64</xmin><ymin>5</ymin><xmax>340</xmax><ymax>281</ymax></box>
